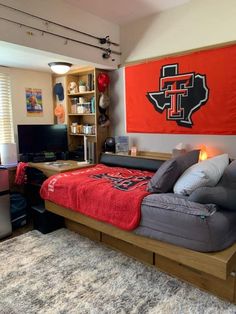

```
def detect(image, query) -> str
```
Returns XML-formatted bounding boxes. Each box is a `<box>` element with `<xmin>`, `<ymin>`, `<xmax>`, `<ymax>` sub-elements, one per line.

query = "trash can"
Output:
<box><xmin>32</xmin><ymin>204</ymin><xmax>64</xmax><ymax>234</ymax></box>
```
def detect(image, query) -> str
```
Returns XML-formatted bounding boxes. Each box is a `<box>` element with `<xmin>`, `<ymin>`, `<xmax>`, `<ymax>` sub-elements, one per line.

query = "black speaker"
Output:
<box><xmin>69</xmin><ymin>146</ymin><xmax>84</xmax><ymax>161</ymax></box>
<box><xmin>104</xmin><ymin>137</ymin><xmax>115</xmax><ymax>153</ymax></box>
<box><xmin>56</xmin><ymin>151</ymin><xmax>69</xmax><ymax>160</ymax></box>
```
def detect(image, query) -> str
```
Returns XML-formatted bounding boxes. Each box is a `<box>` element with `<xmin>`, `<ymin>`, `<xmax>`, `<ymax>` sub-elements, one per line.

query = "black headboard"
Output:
<box><xmin>100</xmin><ymin>153</ymin><xmax>165</xmax><ymax>172</ymax></box>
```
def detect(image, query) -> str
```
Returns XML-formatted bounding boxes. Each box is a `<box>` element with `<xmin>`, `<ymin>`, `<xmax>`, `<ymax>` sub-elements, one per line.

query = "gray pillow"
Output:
<box><xmin>189</xmin><ymin>186</ymin><xmax>236</xmax><ymax>211</ymax></box>
<box><xmin>189</xmin><ymin>160</ymin><xmax>236</xmax><ymax>211</ymax></box>
<box><xmin>147</xmin><ymin>150</ymin><xmax>200</xmax><ymax>193</ymax></box>
<box><xmin>219</xmin><ymin>160</ymin><xmax>236</xmax><ymax>186</ymax></box>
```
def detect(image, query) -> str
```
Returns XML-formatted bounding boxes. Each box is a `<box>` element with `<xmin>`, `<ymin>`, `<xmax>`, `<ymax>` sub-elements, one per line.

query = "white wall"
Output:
<box><xmin>111</xmin><ymin>0</ymin><xmax>236</xmax><ymax>158</ymax></box>
<box><xmin>0</xmin><ymin>0</ymin><xmax>120</xmax><ymax>69</ymax></box>
<box><xmin>121</xmin><ymin>0</ymin><xmax>236</xmax><ymax>64</ymax></box>
<box><xmin>0</xmin><ymin>66</ymin><xmax>54</xmax><ymax>146</ymax></box>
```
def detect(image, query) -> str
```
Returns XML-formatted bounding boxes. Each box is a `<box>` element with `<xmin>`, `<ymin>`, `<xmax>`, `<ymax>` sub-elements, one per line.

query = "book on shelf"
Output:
<box><xmin>87</xmin><ymin>73</ymin><xmax>94</xmax><ymax>91</ymax></box>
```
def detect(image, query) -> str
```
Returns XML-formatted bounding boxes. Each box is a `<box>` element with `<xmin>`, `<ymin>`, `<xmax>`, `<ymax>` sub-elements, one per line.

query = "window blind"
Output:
<box><xmin>0</xmin><ymin>72</ymin><xmax>14</xmax><ymax>144</ymax></box>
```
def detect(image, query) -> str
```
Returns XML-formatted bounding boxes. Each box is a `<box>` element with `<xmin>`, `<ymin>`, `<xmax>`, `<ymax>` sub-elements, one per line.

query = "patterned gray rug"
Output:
<box><xmin>0</xmin><ymin>229</ymin><xmax>236</xmax><ymax>314</ymax></box>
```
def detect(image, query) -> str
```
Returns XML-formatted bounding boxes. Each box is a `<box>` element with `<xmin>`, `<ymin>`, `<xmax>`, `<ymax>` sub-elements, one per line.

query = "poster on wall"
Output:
<box><xmin>25</xmin><ymin>88</ymin><xmax>43</xmax><ymax>116</ymax></box>
<box><xmin>125</xmin><ymin>43</ymin><xmax>236</xmax><ymax>134</ymax></box>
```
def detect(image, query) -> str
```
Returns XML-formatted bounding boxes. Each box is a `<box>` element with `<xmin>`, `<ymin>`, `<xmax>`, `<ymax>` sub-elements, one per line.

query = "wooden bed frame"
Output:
<box><xmin>45</xmin><ymin>200</ymin><xmax>236</xmax><ymax>303</ymax></box>
<box><xmin>43</xmin><ymin>151</ymin><xmax>236</xmax><ymax>303</ymax></box>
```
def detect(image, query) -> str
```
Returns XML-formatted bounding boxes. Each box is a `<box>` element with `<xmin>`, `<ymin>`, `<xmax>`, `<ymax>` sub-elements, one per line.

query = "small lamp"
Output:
<box><xmin>48</xmin><ymin>62</ymin><xmax>72</xmax><ymax>74</ymax></box>
<box><xmin>199</xmin><ymin>145</ymin><xmax>208</xmax><ymax>161</ymax></box>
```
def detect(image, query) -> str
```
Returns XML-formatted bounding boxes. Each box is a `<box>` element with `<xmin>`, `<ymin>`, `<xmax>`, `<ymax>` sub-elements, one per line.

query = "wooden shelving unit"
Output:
<box><xmin>62</xmin><ymin>66</ymin><xmax>110</xmax><ymax>163</ymax></box>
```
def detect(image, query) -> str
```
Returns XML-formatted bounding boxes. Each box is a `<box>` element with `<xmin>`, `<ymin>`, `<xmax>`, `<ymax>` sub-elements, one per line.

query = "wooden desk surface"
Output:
<box><xmin>28</xmin><ymin>160</ymin><xmax>94</xmax><ymax>177</ymax></box>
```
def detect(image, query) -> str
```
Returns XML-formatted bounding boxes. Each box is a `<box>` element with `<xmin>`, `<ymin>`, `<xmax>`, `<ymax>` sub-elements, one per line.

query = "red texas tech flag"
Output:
<box><xmin>125</xmin><ymin>44</ymin><xmax>236</xmax><ymax>134</ymax></box>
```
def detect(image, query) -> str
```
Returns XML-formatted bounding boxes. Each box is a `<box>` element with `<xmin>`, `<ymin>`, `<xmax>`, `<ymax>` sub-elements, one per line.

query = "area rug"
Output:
<box><xmin>0</xmin><ymin>229</ymin><xmax>236</xmax><ymax>314</ymax></box>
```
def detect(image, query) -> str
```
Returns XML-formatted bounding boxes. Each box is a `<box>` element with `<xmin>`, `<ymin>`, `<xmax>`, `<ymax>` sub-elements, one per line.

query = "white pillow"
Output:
<box><xmin>173</xmin><ymin>154</ymin><xmax>229</xmax><ymax>195</ymax></box>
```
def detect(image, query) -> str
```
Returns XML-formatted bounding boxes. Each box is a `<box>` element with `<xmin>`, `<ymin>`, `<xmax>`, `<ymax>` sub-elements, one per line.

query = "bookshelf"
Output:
<box><xmin>64</xmin><ymin>67</ymin><xmax>110</xmax><ymax>163</ymax></box>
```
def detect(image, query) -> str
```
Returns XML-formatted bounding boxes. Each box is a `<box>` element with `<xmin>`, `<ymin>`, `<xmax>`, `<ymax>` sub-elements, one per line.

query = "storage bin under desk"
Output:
<box><xmin>32</xmin><ymin>204</ymin><xmax>64</xmax><ymax>234</ymax></box>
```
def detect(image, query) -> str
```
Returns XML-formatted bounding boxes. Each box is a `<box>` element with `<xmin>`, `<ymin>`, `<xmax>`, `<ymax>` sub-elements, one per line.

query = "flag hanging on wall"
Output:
<box><xmin>125</xmin><ymin>44</ymin><xmax>236</xmax><ymax>134</ymax></box>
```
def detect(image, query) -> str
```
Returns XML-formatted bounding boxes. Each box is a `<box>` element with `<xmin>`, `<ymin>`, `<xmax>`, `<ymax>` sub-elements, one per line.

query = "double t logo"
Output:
<box><xmin>91</xmin><ymin>173</ymin><xmax>152</xmax><ymax>191</ymax></box>
<box><xmin>146</xmin><ymin>64</ymin><xmax>209</xmax><ymax>128</ymax></box>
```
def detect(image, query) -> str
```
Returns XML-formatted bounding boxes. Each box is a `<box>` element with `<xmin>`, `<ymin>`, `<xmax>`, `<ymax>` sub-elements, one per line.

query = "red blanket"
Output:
<box><xmin>40</xmin><ymin>164</ymin><xmax>153</xmax><ymax>230</ymax></box>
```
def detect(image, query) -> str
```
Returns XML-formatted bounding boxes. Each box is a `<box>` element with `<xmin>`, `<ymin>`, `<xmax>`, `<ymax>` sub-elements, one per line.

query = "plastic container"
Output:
<box><xmin>71</xmin><ymin>123</ymin><xmax>77</xmax><ymax>134</ymax></box>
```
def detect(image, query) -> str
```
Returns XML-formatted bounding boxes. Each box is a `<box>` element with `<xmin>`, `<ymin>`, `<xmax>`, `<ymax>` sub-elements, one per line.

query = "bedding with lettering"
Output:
<box><xmin>40</xmin><ymin>164</ymin><xmax>153</xmax><ymax>230</ymax></box>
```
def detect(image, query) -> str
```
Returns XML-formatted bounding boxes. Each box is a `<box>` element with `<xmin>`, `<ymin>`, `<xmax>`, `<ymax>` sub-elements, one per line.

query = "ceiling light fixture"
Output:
<box><xmin>48</xmin><ymin>62</ymin><xmax>72</xmax><ymax>74</ymax></box>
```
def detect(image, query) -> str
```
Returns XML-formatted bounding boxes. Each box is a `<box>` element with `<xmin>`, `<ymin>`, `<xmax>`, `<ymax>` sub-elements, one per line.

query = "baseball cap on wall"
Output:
<box><xmin>99</xmin><ymin>93</ymin><xmax>110</xmax><ymax>109</ymax></box>
<box><xmin>54</xmin><ymin>83</ymin><xmax>64</xmax><ymax>101</ymax></box>
<box><xmin>98</xmin><ymin>114</ymin><xmax>110</xmax><ymax>127</ymax></box>
<box><xmin>97</xmin><ymin>72</ymin><xmax>110</xmax><ymax>92</ymax></box>
<box><xmin>54</xmin><ymin>104</ymin><xmax>65</xmax><ymax>124</ymax></box>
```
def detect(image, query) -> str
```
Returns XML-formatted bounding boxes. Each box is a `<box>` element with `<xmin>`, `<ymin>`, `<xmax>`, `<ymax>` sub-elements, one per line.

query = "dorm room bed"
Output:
<box><xmin>41</xmin><ymin>152</ymin><xmax>236</xmax><ymax>303</ymax></box>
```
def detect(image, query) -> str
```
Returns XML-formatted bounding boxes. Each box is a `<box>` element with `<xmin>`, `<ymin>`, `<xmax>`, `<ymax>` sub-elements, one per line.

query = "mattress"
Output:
<box><xmin>135</xmin><ymin>193</ymin><xmax>236</xmax><ymax>252</ymax></box>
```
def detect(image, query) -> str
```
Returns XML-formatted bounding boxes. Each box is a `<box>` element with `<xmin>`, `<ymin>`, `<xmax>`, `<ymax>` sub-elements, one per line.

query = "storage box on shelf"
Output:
<box><xmin>63</xmin><ymin>67</ymin><xmax>110</xmax><ymax>163</ymax></box>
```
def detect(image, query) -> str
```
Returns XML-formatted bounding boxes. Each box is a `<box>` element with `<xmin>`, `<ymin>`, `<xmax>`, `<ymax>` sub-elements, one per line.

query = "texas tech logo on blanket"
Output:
<box><xmin>146</xmin><ymin>64</ymin><xmax>209</xmax><ymax>128</ymax></box>
<box><xmin>91</xmin><ymin>173</ymin><xmax>152</xmax><ymax>191</ymax></box>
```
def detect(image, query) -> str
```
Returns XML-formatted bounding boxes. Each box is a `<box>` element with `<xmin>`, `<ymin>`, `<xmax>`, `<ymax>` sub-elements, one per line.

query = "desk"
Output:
<box><xmin>28</xmin><ymin>160</ymin><xmax>94</xmax><ymax>177</ymax></box>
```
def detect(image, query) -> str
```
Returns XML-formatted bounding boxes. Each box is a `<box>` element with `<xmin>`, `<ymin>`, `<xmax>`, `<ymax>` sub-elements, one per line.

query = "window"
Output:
<box><xmin>0</xmin><ymin>72</ymin><xmax>14</xmax><ymax>144</ymax></box>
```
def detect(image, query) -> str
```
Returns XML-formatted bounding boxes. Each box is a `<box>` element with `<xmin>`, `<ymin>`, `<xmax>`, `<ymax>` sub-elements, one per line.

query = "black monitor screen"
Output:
<box><xmin>17</xmin><ymin>124</ymin><xmax>68</xmax><ymax>154</ymax></box>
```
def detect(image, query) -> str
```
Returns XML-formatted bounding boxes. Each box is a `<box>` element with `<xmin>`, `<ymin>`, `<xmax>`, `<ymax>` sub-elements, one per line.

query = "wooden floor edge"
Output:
<box><xmin>45</xmin><ymin>201</ymin><xmax>236</xmax><ymax>281</ymax></box>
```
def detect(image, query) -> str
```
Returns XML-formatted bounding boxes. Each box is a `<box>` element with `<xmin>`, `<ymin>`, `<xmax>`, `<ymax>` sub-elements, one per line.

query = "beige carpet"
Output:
<box><xmin>0</xmin><ymin>228</ymin><xmax>236</xmax><ymax>314</ymax></box>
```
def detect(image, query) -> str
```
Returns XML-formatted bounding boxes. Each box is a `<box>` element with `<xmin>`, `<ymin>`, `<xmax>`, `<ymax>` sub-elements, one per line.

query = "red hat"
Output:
<box><xmin>97</xmin><ymin>72</ymin><xmax>110</xmax><ymax>92</ymax></box>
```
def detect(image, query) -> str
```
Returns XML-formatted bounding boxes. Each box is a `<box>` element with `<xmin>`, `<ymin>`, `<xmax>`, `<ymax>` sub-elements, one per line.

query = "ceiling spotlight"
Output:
<box><xmin>102</xmin><ymin>48</ymin><xmax>111</xmax><ymax>59</ymax></box>
<box><xmin>99</xmin><ymin>36</ymin><xmax>111</xmax><ymax>45</ymax></box>
<box><xmin>48</xmin><ymin>62</ymin><xmax>72</xmax><ymax>74</ymax></box>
